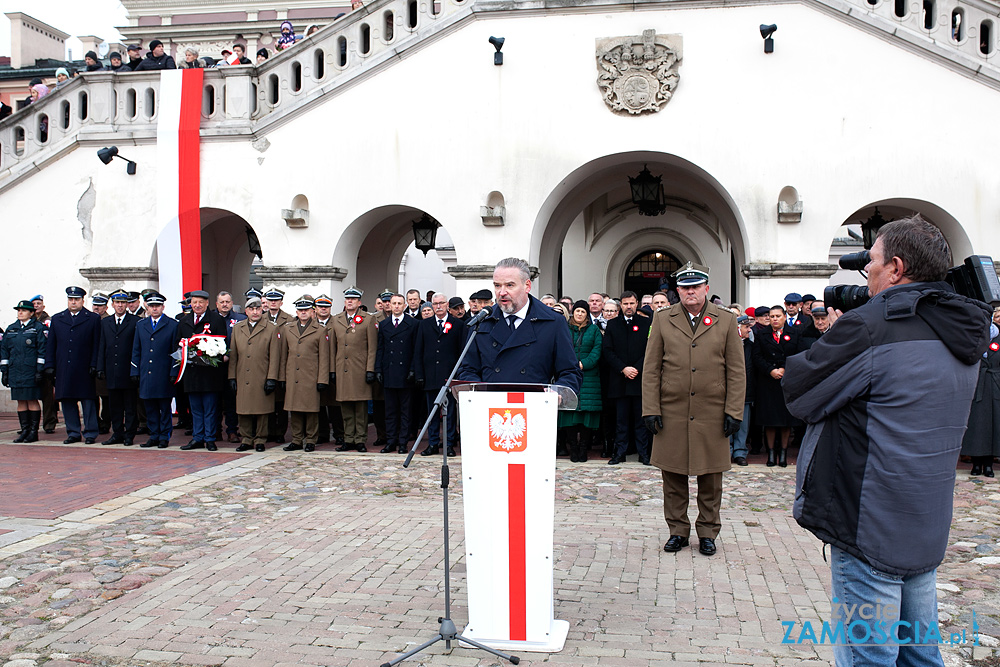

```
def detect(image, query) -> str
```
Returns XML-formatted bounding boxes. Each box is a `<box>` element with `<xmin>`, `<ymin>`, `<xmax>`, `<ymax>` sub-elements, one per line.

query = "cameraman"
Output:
<box><xmin>782</xmin><ymin>216</ymin><xmax>992</xmax><ymax>666</ymax></box>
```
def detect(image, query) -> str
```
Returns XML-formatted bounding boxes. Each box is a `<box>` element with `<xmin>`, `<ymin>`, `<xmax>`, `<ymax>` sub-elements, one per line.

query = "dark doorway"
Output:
<box><xmin>623</xmin><ymin>250</ymin><xmax>682</xmax><ymax>297</ymax></box>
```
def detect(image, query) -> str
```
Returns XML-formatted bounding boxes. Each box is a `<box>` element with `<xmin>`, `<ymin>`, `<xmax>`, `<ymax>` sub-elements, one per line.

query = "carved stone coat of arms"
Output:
<box><xmin>596</xmin><ymin>30</ymin><xmax>683</xmax><ymax>115</ymax></box>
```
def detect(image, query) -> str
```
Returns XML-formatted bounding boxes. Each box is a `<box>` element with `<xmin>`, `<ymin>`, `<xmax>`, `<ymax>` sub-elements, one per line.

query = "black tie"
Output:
<box><xmin>508</xmin><ymin>315</ymin><xmax>517</xmax><ymax>332</ymax></box>
<box><xmin>437</xmin><ymin>319</ymin><xmax>444</xmax><ymax>332</ymax></box>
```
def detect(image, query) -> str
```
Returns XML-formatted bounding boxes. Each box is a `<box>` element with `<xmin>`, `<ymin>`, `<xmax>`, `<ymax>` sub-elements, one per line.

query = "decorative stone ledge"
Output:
<box><xmin>79</xmin><ymin>267</ymin><xmax>158</xmax><ymax>281</ymax></box>
<box><xmin>741</xmin><ymin>263</ymin><xmax>838</xmax><ymax>278</ymax></box>
<box><xmin>448</xmin><ymin>264</ymin><xmax>540</xmax><ymax>280</ymax></box>
<box><xmin>255</xmin><ymin>266</ymin><xmax>348</xmax><ymax>282</ymax></box>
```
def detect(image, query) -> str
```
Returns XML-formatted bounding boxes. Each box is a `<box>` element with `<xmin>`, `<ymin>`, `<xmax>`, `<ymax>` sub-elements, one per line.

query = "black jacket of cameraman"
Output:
<box><xmin>783</xmin><ymin>282</ymin><xmax>991</xmax><ymax>576</ymax></box>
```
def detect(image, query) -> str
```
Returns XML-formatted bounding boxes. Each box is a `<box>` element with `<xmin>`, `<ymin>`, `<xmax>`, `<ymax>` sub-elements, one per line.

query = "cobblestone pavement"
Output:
<box><xmin>0</xmin><ymin>433</ymin><xmax>997</xmax><ymax>666</ymax></box>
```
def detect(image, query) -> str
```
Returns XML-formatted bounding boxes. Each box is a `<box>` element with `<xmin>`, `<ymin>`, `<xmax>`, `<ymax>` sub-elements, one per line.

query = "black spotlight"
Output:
<box><xmin>760</xmin><ymin>24</ymin><xmax>777</xmax><ymax>53</ymax></box>
<box><xmin>489</xmin><ymin>36</ymin><xmax>504</xmax><ymax>65</ymax></box>
<box><xmin>97</xmin><ymin>146</ymin><xmax>137</xmax><ymax>175</ymax></box>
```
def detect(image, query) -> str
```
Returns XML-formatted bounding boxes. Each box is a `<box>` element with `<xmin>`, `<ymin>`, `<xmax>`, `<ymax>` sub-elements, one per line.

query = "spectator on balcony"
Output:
<box><xmin>256</xmin><ymin>48</ymin><xmax>269</xmax><ymax>65</ymax></box>
<box><xmin>29</xmin><ymin>83</ymin><xmax>50</xmax><ymax>104</ymax></box>
<box><xmin>231</xmin><ymin>44</ymin><xmax>252</xmax><ymax>65</ymax></box>
<box><xmin>178</xmin><ymin>47</ymin><xmax>206</xmax><ymax>69</ymax></box>
<box><xmin>124</xmin><ymin>45</ymin><xmax>143</xmax><ymax>71</ymax></box>
<box><xmin>305</xmin><ymin>24</ymin><xmax>321</xmax><ymax>37</ymax></box>
<box><xmin>352</xmin><ymin>0</ymin><xmax>364</xmax><ymax>9</ymax></box>
<box><xmin>108</xmin><ymin>52</ymin><xmax>128</xmax><ymax>72</ymax></box>
<box><xmin>84</xmin><ymin>51</ymin><xmax>105</xmax><ymax>72</ymax></box>
<box><xmin>276</xmin><ymin>21</ymin><xmax>298</xmax><ymax>51</ymax></box>
<box><xmin>0</xmin><ymin>101</ymin><xmax>11</xmax><ymax>121</ymax></box>
<box><xmin>54</xmin><ymin>68</ymin><xmax>71</xmax><ymax>88</ymax></box>
<box><xmin>134</xmin><ymin>40</ymin><xmax>176</xmax><ymax>71</ymax></box>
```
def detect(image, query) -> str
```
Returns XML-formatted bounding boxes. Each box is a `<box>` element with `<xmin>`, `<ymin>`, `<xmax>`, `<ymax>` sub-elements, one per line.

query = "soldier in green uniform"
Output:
<box><xmin>264</xmin><ymin>286</ymin><xmax>293</xmax><ymax>442</ymax></box>
<box><xmin>331</xmin><ymin>287</ymin><xmax>377</xmax><ymax>452</ymax></box>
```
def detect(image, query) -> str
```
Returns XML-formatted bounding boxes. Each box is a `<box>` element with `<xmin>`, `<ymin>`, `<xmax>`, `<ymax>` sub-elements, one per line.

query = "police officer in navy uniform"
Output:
<box><xmin>413</xmin><ymin>294</ymin><xmax>467</xmax><ymax>456</ymax></box>
<box><xmin>125</xmin><ymin>291</ymin><xmax>145</xmax><ymax>319</ymax></box>
<box><xmin>92</xmin><ymin>292</ymin><xmax>112</xmax><ymax>434</ymax></box>
<box><xmin>44</xmin><ymin>286</ymin><xmax>102</xmax><ymax>444</ymax></box>
<box><xmin>131</xmin><ymin>292</ymin><xmax>178</xmax><ymax>448</ymax></box>
<box><xmin>1</xmin><ymin>300</ymin><xmax>47</xmax><ymax>442</ymax></box>
<box><xmin>375</xmin><ymin>293</ymin><xmax>418</xmax><ymax>453</ymax></box>
<box><xmin>97</xmin><ymin>289</ymin><xmax>140</xmax><ymax>446</ymax></box>
<box><xmin>175</xmin><ymin>290</ymin><xmax>228</xmax><ymax>451</ymax></box>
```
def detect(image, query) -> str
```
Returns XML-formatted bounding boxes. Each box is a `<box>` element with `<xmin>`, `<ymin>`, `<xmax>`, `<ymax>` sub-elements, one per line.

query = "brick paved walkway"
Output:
<box><xmin>0</xmin><ymin>441</ymin><xmax>996</xmax><ymax>666</ymax></box>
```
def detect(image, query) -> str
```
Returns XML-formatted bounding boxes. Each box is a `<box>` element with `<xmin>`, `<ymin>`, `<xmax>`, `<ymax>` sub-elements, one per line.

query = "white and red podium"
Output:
<box><xmin>454</xmin><ymin>382</ymin><xmax>577</xmax><ymax>653</ymax></box>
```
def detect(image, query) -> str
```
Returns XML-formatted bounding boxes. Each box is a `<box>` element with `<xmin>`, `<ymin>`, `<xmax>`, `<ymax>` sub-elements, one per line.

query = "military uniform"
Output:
<box><xmin>330</xmin><ymin>300</ymin><xmax>377</xmax><ymax>451</ymax></box>
<box><xmin>93</xmin><ymin>294</ymin><xmax>112</xmax><ymax>434</ymax></box>
<box><xmin>1</xmin><ymin>302</ymin><xmax>47</xmax><ymax>442</ymax></box>
<box><xmin>44</xmin><ymin>287</ymin><xmax>101</xmax><ymax>443</ymax></box>
<box><xmin>314</xmin><ymin>295</ymin><xmax>343</xmax><ymax>446</ymax></box>
<box><xmin>264</xmin><ymin>288</ymin><xmax>293</xmax><ymax>441</ymax></box>
<box><xmin>228</xmin><ymin>314</ymin><xmax>281</xmax><ymax>451</ymax></box>
<box><xmin>279</xmin><ymin>303</ymin><xmax>330</xmax><ymax>451</ymax></box>
<box><xmin>96</xmin><ymin>292</ymin><xmax>140</xmax><ymax>445</ymax></box>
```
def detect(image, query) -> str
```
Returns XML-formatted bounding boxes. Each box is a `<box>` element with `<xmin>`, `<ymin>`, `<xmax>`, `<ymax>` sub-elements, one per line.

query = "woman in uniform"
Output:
<box><xmin>1</xmin><ymin>300</ymin><xmax>47</xmax><ymax>442</ymax></box>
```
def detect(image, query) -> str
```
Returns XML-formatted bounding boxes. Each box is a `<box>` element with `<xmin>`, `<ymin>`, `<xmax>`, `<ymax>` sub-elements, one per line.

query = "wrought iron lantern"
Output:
<box><xmin>629</xmin><ymin>165</ymin><xmax>667</xmax><ymax>216</ymax></box>
<box><xmin>412</xmin><ymin>213</ymin><xmax>441</xmax><ymax>256</ymax></box>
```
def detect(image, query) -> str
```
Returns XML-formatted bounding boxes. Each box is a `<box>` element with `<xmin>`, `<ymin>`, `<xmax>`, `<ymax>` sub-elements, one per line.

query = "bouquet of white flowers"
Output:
<box><xmin>171</xmin><ymin>333</ymin><xmax>228</xmax><ymax>383</ymax></box>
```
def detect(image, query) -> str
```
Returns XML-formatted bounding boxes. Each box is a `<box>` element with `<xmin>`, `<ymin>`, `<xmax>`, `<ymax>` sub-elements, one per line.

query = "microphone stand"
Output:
<box><xmin>383</xmin><ymin>307</ymin><xmax>519</xmax><ymax>667</ymax></box>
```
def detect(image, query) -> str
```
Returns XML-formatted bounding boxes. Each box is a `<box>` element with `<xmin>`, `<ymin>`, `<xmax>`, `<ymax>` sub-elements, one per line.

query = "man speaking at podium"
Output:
<box><xmin>458</xmin><ymin>257</ymin><xmax>582</xmax><ymax>396</ymax></box>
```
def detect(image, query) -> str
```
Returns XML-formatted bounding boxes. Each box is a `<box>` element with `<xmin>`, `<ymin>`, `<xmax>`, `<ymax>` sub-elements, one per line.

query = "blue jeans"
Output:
<box><xmin>730</xmin><ymin>403</ymin><xmax>751</xmax><ymax>458</ymax></box>
<box><xmin>830</xmin><ymin>545</ymin><xmax>943</xmax><ymax>667</ymax></box>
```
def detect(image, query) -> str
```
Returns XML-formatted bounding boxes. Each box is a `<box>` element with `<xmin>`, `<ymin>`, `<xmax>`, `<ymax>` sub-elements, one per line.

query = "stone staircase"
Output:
<box><xmin>1</xmin><ymin>0</ymin><xmax>997</xmax><ymax>194</ymax></box>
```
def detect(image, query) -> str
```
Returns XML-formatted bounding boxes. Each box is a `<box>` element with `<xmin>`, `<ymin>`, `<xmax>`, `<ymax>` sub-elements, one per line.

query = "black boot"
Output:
<box><xmin>777</xmin><ymin>445</ymin><xmax>787</xmax><ymax>468</ymax></box>
<box><xmin>12</xmin><ymin>412</ymin><xmax>29</xmax><ymax>443</ymax></box>
<box><xmin>556</xmin><ymin>428</ymin><xmax>570</xmax><ymax>457</ymax></box>
<box><xmin>26</xmin><ymin>410</ymin><xmax>40</xmax><ymax>443</ymax></box>
<box><xmin>766</xmin><ymin>447</ymin><xmax>776</xmax><ymax>467</ymax></box>
<box><xmin>578</xmin><ymin>428</ymin><xmax>591</xmax><ymax>463</ymax></box>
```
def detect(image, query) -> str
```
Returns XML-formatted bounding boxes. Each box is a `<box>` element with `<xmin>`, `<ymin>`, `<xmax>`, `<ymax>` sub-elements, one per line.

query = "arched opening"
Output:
<box><xmin>143</xmin><ymin>88</ymin><xmax>155</xmax><ymax>118</ymax></box>
<box><xmin>333</xmin><ymin>205</ymin><xmax>459</xmax><ymax>300</ymax></box>
<box><xmin>314</xmin><ymin>48</ymin><xmax>326</xmax><ymax>79</ymax></box>
<box><xmin>291</xmin><ymin>61</ymin><xmax>302</xmax><ymax>92</ymax></box>
<box><xmin>360</xmin><ymin>23</ymin><xmax>371</xmax><ymax>55</ymax></box>
<box><xmin>153</xmin><ymin>208</ymin><xmax>262</xmax><ymax>308</ymax></box>
<box><xmin>531</xmin><ymin>152</ymin><xmax>748</xmax><ymax>303</ymax></box>
<box><xmin>623</xmin><ymin>250</ymin><xmax>683</xmax><ymax>296</ymax></box>
<box><xmin>203</xmin><ymin>84</ymin><xmax>215</xmax><ymax>117</ymax></box>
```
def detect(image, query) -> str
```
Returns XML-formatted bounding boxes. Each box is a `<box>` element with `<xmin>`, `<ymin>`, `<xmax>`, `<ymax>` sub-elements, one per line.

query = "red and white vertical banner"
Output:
<box><xmin>459</xmin><ymin>389</ymin><xmax>569</xmax><ymax>652</ymax></box>
<box><xmin>156</xmin><ymin>68</ymin><xmax>203</xmax><ymax>307</ymax></box>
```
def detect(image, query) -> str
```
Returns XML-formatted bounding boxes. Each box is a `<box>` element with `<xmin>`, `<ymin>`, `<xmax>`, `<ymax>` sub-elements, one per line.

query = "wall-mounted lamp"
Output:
<box><xmin>412</xmin><ymin>213</ymin><xmax>441</xmax><ymax>256</ymax></box>
<box><xmin>489</xmin><ymin>36</ymin><xmax>504</xmax><ymax>65</ymax></box>
<box><xmin>97</xmin><ymin>146</ymin><xmax>137</xmax><ymax>175</ymax></box>
<box><xmin>760</xmin><ymin>24</ymin><xmax>777</xmax><ymax>53</ymax></box>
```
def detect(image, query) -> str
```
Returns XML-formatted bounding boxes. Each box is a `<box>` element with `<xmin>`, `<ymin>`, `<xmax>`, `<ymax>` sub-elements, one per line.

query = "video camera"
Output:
<box><xmin>825</xmin><ymin>251</ymin><xmax>1000</xmax><ymax>312</ymax></box>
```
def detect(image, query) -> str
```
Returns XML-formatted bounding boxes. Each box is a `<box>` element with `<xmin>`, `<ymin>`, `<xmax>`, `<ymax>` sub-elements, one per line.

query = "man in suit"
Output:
<box><xmin>404</xmin><ymin>289</ymin><xmax>422</xmax><ymax>319</ymax></box>
<box><xmin>458</xmin><ymin>257</ymin><xmax>582</xmax><ymax>395</ymax></box>
<box><xmin>642</xmin><ymin>263</ymin><xmax>745</xmax><ymax>557</ymax></box>
<box><xmin>413</xmin><ymin>294</ymin><xmax>466</xmax><ymax>456</ymax></box>
<box><xmin>97</xmin><ymin>290</ymin><xmax>140</xmax><ymax>445</ymax></box>
<box><xmin>43</xmin><ymin>286</ymin><xmax>101</xmax><ymax>444</ymax></box>
<box><xmin>175</xmin><ymin>290</ymin><xmax>228</xmax><ymax>451</ymax></box>
<box><xmin>131</xmin><ymin>292</ymin><xmax>177</xmax><ymax>448</ymax></box>
<box><xmin>447</xmin><ymin>296</ymin><xmax>469</xmax><ymax>323</ymax></box>
<box><xmin>330</xmin><ymin>287</ymin><xmax>378</xmax><ymax>452</ymax></box>
<box><xmin>375</xmin><ymin>293</ymin><xmax>418</xmax><ymax>453</ymax></box>
<box><xmin>228</xmin><ymin>296</ymin><xmax>281</xmax><ymax>452</ymax></box>
<box><xmin>784</xmin><ymin>293</ymin><xmax>806</xmax><ymax>328</ymax></box>
<box><xmin>603</xmin><ymin>290</ymin><xmax>653</xmax><ymax>465</ymax></box>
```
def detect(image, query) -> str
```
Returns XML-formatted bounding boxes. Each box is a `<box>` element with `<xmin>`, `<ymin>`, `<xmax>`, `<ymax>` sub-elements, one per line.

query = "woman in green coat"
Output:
<box><xmin>557</xmin><ymin>301</ymin><xmax>602</xmax><ymax>462</ymax></box>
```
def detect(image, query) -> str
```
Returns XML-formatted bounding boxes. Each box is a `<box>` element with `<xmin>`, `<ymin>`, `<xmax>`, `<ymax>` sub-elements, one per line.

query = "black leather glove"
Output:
<box><xmin>643</xmin><ymin>415</ymin><xmax>662</xmax><ymax>435</ymax></box>
<box><xmin>96</xmin><ymin>370</ymin><xmax>106</xmax><ymax>381</ymax></box>
<box><xmin>229</xmin><ymin>378</ymin><xmax>238</xmax><ymax>393</ymax></box>
<box><xmin>723</xmin><ymin>415</ymin><xmax>742</xmax><ymax>437</ymax></box>
<box><xmin>1</xmin><ymin>371</ymin><xmax>8</xmax><ymax>388</ymax></box>
<box><xmin>406</xmin><ymin>370</ymin><xmax>415</xmax><ymax>384</ymax></box>
<box><xmin>317</xmin><ymin>383</ymin><xmax>328</xmax><ymax>392</ymax></box>
<box><xmin>264</xmin><ymin>379</ymin><xmax>277</xmax><ymax>395</ymax></box>
<box><xmin>415</xmin><ymin>377</ymin><xmax>425</xmax><ymax>389</ymax></box>
<box><xmin>365</xmin><ymin>371</ymin><xmax>375</xmax><ymax>385</ymax></box>
<box><xmin>34</xmin><ymin>371</ymin><xmax>42</xmax><ymax>385</ymax></box>
<box><xmin>130</xmin><ymin>375</ymin><xmax>140</xmax><ymax>387</ymax></box>
<box><xmin>89</xmin><ymin>366</ymin><xmax>97</xmax><ymax>378</ymax></box>
<box><xmin>43</xmin><ymin>367</ymin><xmax>55</xmax><ymax>379</ymax></box>
<box><xmin>375</xmin><ymin>372</ymin><xmax>383</xmax><ymax>386</ymax></box>
<box><xmin>329</xmin><ymin>372</ymin><xmax>336</xmax><ymax>384</ymax></box>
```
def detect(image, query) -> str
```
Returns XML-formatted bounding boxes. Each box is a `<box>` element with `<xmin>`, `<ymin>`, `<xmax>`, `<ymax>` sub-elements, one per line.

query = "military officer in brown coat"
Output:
<box><xmin>331</xmin><ymin>287</ymin><xmax>377</xmax><ymax>452</ymax></box>
<box><xmin>642</xmin><ymin>263</ymin><xmax>745</xmax><ymax>557</ymax></box>
<box><xmin>279</xmin><ymin>297</ymin><xmax>331</xmax><ymax>452</ymax></box>
<box><xmin>313</xmin><ymin>294</ymin><xmax>342</xmax><ymax>445</ymax></box>
<box><xmin>263</xmin><ymin>286</ymin><xmax>293</xmax><ymax>442</ymax></box>
<box><xmin>228</xmin><ymin>297</ymin><xmax>281</xmax><ymax>452</ymax></box>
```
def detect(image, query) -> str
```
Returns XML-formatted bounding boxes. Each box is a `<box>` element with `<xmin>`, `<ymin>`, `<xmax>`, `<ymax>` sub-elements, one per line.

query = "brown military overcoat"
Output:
<box><xmin>641</xmin><ymin>302</ymin><xmax>746</xmax><ymax>476</ymax></box>
<box><xmin>315</xmin><ymin>317</ymin><xmax>337</xmax><ymax>407</ymax></box>
<box><xmin>228</xmin><ymin>319</ymin><xmax>281</xmax><ymax>415</ymax></box>
<box><xmin>279</xmin><ymin>318</ymin><xmax>330</xmax><ymax>412</ymax></box>
<box><xmin>330</xmin><ymin>310</ymin><xmax>377</xmax><ymax>402</ymax></box>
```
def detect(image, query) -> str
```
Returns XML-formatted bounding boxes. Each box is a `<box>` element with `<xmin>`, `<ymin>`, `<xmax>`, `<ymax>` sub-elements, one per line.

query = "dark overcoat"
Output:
<box><xmin>413</xmin><ymin>314</ymin><xmax>466</xmax><ymax>390</ymax></box>
<box><xmin>228</xmin><ymin>319</ymin><xmax>281</xmax><ymax>415</ymax></box>
<box><xmin>375</xmin><ymin>315</ymin><xmax>417</xmax><ymax>389</ymax></box>
<box><xmin>752</xmin><ymin>325</ymin><xmax>803</xmax><ymax>427</ymax></box>
<box><xmin>641</xmin><ymin>303</ymin><xmax>746</xmax><ymax>476</ymax></box>
<box><xmin>279</xmin><ymin>318</ymin><xmax>330</xmax><ymax>412</ymax></box>
<box><xmin>602</xmin><ymin>313</ymin><xmax>652</xmax><ymax>398</ymax></box>
<box><xmin>457</xmin><ymin>295</ymin><xmax>583</xmax><ymax>396</ymax></box>
<box><xmin>44</xmin><ymin>308</ymin><xmax>100</xmax><ymax>400</ymax></box>
<box><xmin>961</xmin><ymin>332</ymin><xmax>1000</xmax><ymax>457</ymax></box>
<box><xmin>97</xmin><ymin>313</ymin><xmax>139</xmax><ymax>389</ymax></box>
<box><xmin>1</xmin><ymin>318</ymin><xmax>47</xmax><ymax>388</ymax></box>
<box><xmin>130</xmin><ymin>315</ymin><xmax>178</xmax><ymax>400</ymax></box>
<box><xmin>175</xmin><ymin>310</ymin><xmax>228</xmax><ymax>393</ymax></box>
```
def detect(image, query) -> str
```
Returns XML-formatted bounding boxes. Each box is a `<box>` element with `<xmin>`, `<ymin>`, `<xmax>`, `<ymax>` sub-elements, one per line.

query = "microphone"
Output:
<box><xmin>466</xmin><ymin>304</ymin><xmax>496</xmax><ymax>327</ymax></box>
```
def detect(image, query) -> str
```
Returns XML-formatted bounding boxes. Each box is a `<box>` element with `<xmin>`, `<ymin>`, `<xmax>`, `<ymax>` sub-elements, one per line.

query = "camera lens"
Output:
<box><xmin>823</xmin><ymin>285</ymin><xmax>871</xmax><ymax>312</ymax></box>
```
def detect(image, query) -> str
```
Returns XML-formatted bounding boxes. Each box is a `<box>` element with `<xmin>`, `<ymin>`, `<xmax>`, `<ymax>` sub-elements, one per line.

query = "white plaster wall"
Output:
<box><xmin>2</xmin><ymin>2</ymin><xmax>1000</xmax><ymax>310</ymax></box>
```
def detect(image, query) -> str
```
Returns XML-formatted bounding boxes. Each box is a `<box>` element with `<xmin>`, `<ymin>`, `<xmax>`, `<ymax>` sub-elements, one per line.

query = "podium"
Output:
<box><xmin>454</xmin><ymin>382</ymin><xmax>578</xmax><ymax>653</ymax></box>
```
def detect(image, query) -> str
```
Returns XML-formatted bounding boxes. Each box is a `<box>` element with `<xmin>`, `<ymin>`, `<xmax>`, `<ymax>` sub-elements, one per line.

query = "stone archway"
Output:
<box><xmin>530</xmin><ymin>151</ymin><xmax>748</xmax><ymax>303</ymax></box>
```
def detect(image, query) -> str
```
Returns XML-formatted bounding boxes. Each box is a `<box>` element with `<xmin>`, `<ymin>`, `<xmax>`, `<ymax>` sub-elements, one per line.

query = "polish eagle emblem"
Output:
<box><xmin>489</xmin><ymin>408</ymin><xmax>527</xmax><ymax>453</ymax></box>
